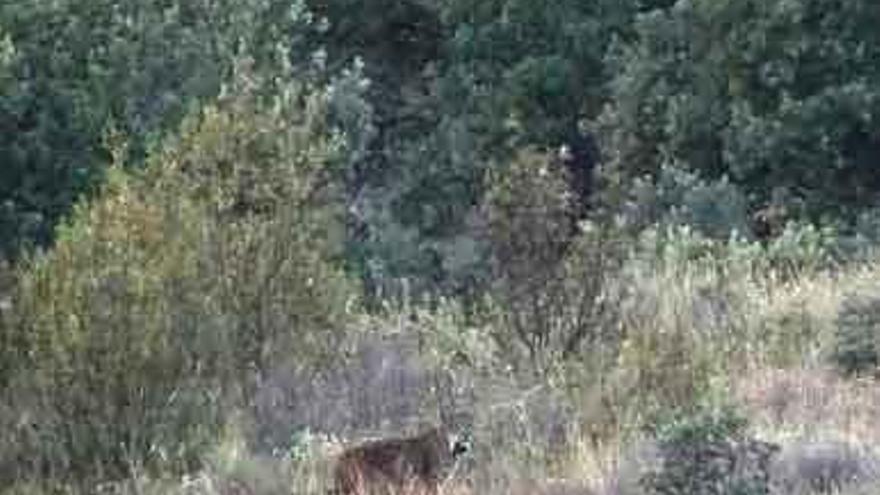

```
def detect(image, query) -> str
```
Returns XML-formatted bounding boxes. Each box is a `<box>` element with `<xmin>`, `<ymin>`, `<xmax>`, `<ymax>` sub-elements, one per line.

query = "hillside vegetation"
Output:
<box><xmin>2</xmin><ymin>1</ymin><xmax>880</xmax><ymax>494</ymax></box>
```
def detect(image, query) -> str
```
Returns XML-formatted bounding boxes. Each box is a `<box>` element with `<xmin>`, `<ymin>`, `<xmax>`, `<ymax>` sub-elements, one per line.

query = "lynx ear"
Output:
<box><xmin>448</xmin><ymin>430</ymin><xmax>471</xmax><ymax>459</ymax></box>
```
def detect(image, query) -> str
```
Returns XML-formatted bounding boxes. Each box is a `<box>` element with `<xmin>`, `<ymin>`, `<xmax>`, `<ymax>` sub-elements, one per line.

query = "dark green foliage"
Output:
<box><xmin>601</xmin><ymin>0</ymin><xmax>880</xmax><ymax>225</ymax></box>
<box><xmin>440</xmin><ymin>0</ymin><xmax>632</xmax><ymax>149</ymax></box>
<box><xmin>0</xmin><ymin>0</ymin><xmax>314</xmax><ymax>258</ymax></box>
<box><xmin>305</xmin><ymin>0</ymin><xmax>473</xmax><ymax>297</ymax></box>
<box><xmin>309</xmin><ymin>0</ymin><xmax>443</xmax><ymax>78</ymax></box>
<box><xmin>3</xmin><ymin>0</ymin><xmax>880</xmax><ymax>297</ymax></box>
<box><xmin>832</xmin><ymin>291</ymin><xmax>880</xmax><ymax>376</ymax></box>
<box><xmin>331</xmin><ymin>0</ymin><xmax>880</xmax><ymax>294</ymax></box>
<box><xmin>642</xmin><ymin>406</ymin><xmax>779</xmax><ymax>495</ymax></box>
<box><xmin>623</xmin><ymin>166</ymin><xmax>750</xmax><ymax>239</ymax></box>
<box><xmin>320</xmin><ymin>0</ymin><xmax>640</xmax><ymax>296</ymax></box>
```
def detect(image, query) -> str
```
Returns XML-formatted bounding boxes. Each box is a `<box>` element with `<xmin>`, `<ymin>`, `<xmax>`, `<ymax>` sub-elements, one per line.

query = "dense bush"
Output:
<box><xmin>0</xmin><ymin>69</ymin><xmax>354</xmax><ymax>483</ymax></box>
<box><xmin>600</xmin><ymin>0</ymin><xmax>880</xmax><ymax>225</ymax></box>
<box><xmin>438</xmin><ymin>0</ymin><xmax>639</xmax><ymax>150</ymax></box>
<box><xmin>312</xmin><ymin>0</ymin><xmax>643</xmax><ymax>295</ymax></box>
<box><xmin>5</xmin><ymin>0</ymin><xmax>874</xmax><ymax>297</ymax></box>
<box><xmin>622</xmin><ymin>166</ymin><xmax>749</xmax><ymax>239</ymax></box>
<box><xmin>831</xmin><ymin>290</ymin><xmax>880</xmax><ymax>376</ymax></box>
<box><xmin>482</xmin><ymin>150</ymin><xmax>623</xmax><ymax>368</ymax></box>
<box><xmin>0</xmin><ymin>0</ymin><xmax>318</xmax><ymax>258</ymax></box>
<box><xmin>641</xmin><ymin>405</ymin><xmax>778</xmax><ymax>495</ymax></box>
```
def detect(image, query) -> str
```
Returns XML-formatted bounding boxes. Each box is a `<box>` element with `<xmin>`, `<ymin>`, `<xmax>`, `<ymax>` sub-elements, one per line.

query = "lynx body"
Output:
<box><xmin>333</xmin><ymin>426</ymin><xmax>468</xmax><ymax>495</ymax></box>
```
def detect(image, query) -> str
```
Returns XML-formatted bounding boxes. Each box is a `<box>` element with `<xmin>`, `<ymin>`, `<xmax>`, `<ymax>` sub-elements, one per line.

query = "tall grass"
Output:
<box><xmin>6</xmin><ymin>240</ymin><xmax>880</xmax><ymax>493</ymax></box>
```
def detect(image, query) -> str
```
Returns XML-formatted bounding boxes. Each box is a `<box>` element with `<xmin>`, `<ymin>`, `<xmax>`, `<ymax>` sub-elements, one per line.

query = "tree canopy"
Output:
<box><xmin>1</xmin><ymin>0</ymin><xmax>879</xmax><ymax>287</ymax></box>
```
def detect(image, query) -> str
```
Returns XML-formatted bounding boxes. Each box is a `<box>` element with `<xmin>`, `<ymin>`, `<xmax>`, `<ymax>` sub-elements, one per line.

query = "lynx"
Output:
<box><xmin>333</xmin><ymin>426</ymin><xmax>470</xmax><ymax>495</ymax></box>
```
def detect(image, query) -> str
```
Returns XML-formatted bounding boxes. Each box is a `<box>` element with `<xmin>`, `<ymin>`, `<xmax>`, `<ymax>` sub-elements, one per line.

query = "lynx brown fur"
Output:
<box><xmin>333</xmin><ymin>426</ymin><xmax>467</xmax><ymax>495</ymax></box>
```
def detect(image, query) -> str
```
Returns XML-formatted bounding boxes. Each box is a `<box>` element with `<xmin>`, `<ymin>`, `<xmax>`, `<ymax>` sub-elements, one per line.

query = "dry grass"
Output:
<box><xmin>9</xmin><ymin>243</ymin><xmax>880</xmax><ymax>494</ymax></box>
<box><xmin>735</xmin><ymin>367</ymin><xmax>880</xmax><ymax>494</ymax></box>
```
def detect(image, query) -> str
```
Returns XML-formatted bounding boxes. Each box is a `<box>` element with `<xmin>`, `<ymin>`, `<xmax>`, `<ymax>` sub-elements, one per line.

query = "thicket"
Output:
<box><xmin>3</xmin><ymin>0</ymin><xmax>880</xmax><ymax>289</ymax></box>
<box><xmin>0</xmin><ymin>0</ymin><xmax>319</xmax><ymax>257</ymax></box>
<box><xmin>641</xmin><ymin>405</ymin><xmax>778</xmax><ymax>495</ymax></box>
<box><xmin>600</xmin><ymin>0</ymin><xmax>880</xmax><ymax>223</ymax></box>
<box><xmin>3</xmin><ymin>0</ymin><xmax>880</xmax><ymax>492</ymax></box>
<box><xmin>0</xmin><ymin>64</ymin><xmax>354</xmax><ymax>484</ymax></box>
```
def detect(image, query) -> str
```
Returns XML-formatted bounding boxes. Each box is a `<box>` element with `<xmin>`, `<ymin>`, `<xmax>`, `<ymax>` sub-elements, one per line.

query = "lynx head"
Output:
<box><xmin>447</xmin><ymin>427</ymin><xmax>472</xmax><ymax>461</ymax></box>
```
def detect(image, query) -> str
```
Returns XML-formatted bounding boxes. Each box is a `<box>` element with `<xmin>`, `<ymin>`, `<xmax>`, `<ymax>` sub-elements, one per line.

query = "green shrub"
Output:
<box><xmin>0</xmin><ymin>68</ymin><xmax>354</xmax><ymax>483</ymax></box>
<box><xmin>623</xmin><ymin>166</ymin><xmax>749</xmax><ymax>241</ymax></box>
<box><xmin>641</xmin><ymin>405</ymin><xmax>778</xmax><ymax>495</ymax></box>
<box><xmin>484</xmin><ymin>149</ymin><xmax>574</xmax><ymax>291</ymax></box>
<box><xmin>831</xmin><ymin>290</ymin><xmax>880</xmax><ymax>376</ymax></box>
<box><xmin>482</xmin><ymin>150</ymin><xmax>623</xmax><ymax>368</ymax></box>
<box><xmin>764</xmin><ymin>222</ymin><xmax>840</xmax><ymax>278</ymax></box>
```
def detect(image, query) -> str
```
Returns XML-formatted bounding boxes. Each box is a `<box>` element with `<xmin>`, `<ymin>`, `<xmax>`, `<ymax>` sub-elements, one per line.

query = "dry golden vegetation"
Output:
<box><xmin>7</xmin><ymin>228</ymin><xmax>880</xmax><ymax>494</ymax></box>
